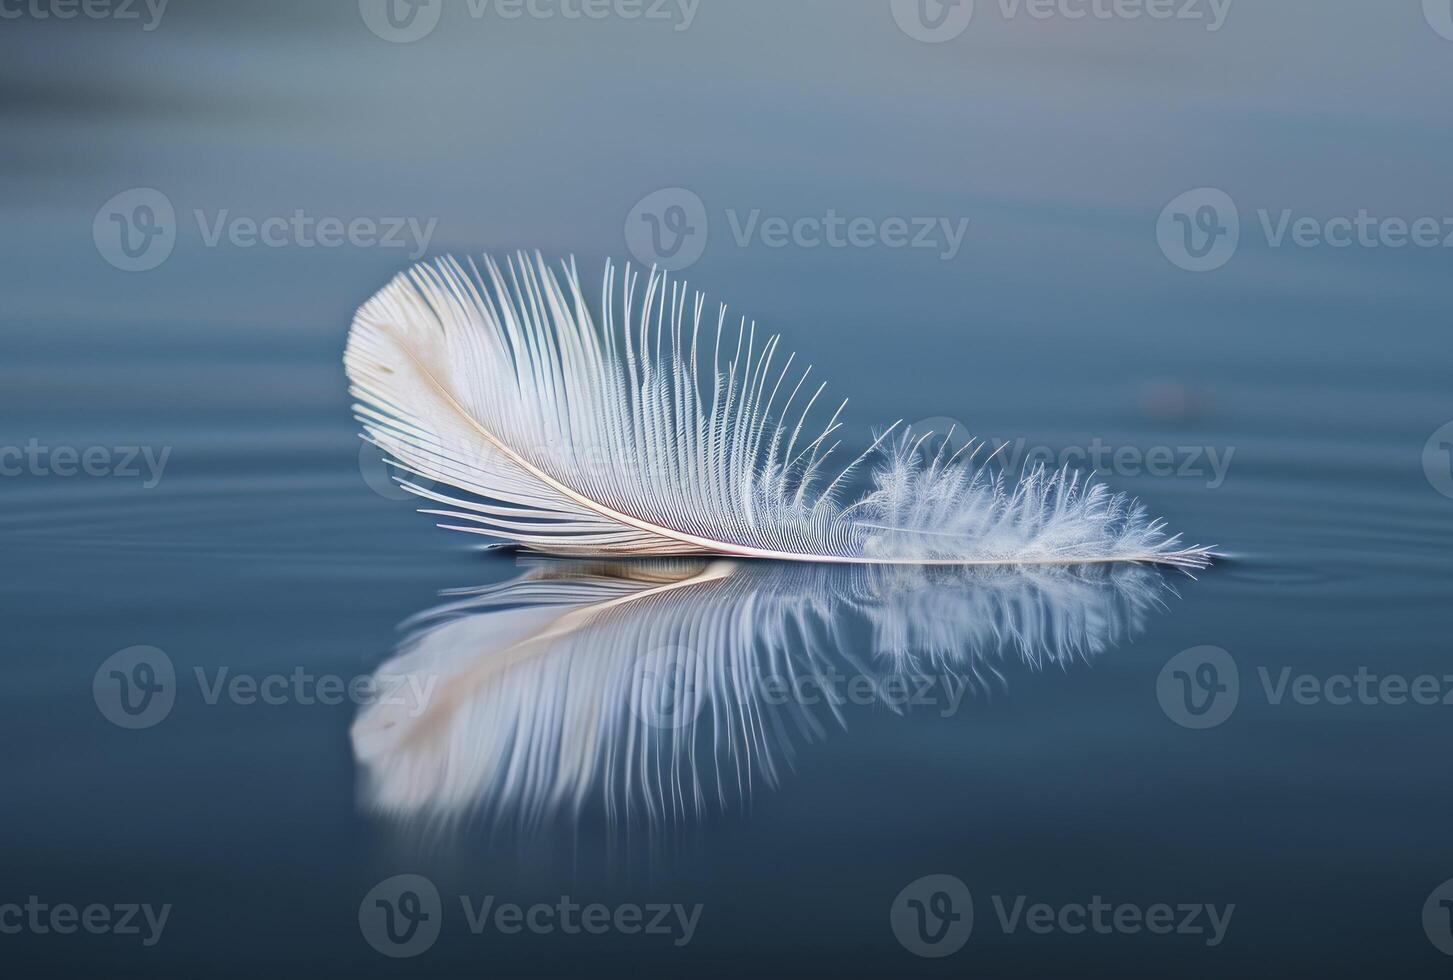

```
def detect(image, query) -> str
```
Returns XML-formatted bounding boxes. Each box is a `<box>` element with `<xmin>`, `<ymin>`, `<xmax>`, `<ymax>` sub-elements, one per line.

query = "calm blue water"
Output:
<box><xmin>4</xmin><ymin>2</ymin><xmax>1453</xmax><ymax>976</ymax></box>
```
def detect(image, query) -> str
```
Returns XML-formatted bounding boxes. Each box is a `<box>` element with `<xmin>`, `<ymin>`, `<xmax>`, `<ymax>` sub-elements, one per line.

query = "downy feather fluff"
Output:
<box><xmin>345</xmin><ymin>253</ymin><xmax>1212</xmax><ymax>568</ymax></box>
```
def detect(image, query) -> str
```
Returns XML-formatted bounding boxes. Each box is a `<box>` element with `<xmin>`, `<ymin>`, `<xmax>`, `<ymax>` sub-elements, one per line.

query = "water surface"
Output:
<box><xmin>4</xmin><ymin>2</ymin><xmax>1453</xmax><ymax>976</ymax></box>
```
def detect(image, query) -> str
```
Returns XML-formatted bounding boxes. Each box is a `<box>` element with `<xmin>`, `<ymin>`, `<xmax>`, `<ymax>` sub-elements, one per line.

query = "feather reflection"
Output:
<box><xmin>353</xmin><ymin>559</ymin><xmax>1176</xmax><ymax>836</ymax></box>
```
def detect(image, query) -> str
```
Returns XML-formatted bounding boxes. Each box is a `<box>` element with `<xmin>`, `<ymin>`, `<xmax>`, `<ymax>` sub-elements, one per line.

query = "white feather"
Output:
<box><xmin>345</xmin><ymin>253</ymin><xmax>1212</xmax><ymax>568</ymax></box>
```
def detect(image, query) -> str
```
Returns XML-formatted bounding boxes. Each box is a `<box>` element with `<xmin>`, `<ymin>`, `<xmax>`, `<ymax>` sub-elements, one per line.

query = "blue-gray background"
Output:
<box><xmin>2</xmin><ymin>0</ymin><xmax>1452</xmax><ymax>976</ymax></box>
